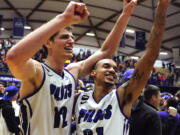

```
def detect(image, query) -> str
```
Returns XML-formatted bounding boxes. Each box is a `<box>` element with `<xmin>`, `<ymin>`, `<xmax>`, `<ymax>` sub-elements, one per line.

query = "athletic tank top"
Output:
<box><xmin>20</xmin><ymin>63</ymin><xmax>76</xmax><ymax>135</ymax></box>
<box><xmin>75</xmin><ymin>89</ymin><xmax>130</xmax><ymax>135</ymax></box>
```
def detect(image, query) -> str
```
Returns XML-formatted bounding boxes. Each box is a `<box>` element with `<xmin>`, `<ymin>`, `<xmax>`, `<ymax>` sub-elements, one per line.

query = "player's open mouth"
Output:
<box><xmin>105</xmin><ymin>73</ymin><xmax>116</xmax><ymax>80</ymax></box>
<box><xmin>64</xmin><ymin>47</ymin><xmax>73</xmax><ymax>51</ymax></box>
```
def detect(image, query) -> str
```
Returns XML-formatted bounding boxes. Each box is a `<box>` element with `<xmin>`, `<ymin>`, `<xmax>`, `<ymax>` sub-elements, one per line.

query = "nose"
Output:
<box><xmin>68</xmin><ymin>36</ymin><xmax>74</xmax><ymax>45</ymax></box>
<box><xmin>109</xmin><ymin>67</ymin><xmax>116</xmax><ymax>74</ymax></box>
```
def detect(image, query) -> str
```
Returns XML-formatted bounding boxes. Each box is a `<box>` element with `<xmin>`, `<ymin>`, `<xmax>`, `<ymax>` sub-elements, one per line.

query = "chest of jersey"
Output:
<box><xmin>75</xmin><ymin>90</ymin><xmax>130</xmax><ymax>135</ymax></box>
<box><xmin>20</xmin><ymin>64</ymin><xmax>76</xmax><ymax>135</ymax></box>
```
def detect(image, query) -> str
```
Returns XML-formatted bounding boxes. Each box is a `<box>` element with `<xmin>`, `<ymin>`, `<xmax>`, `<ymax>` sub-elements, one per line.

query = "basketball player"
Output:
<box><xmin>6</xmin><ymin>0</ymin><xmax>137</xmax><ymax>135</ymax></box>
<box><xmin>74</xmin><ymin>0</ymin><xmax>171</xmax><ymax>134</ymax></box>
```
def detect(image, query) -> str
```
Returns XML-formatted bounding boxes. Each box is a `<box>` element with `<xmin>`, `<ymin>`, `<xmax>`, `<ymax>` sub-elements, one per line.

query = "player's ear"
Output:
<box><xmin>44</xmin><ymin>40</ymin><xmax>53</xmax><ymax>55</ymax></box>
<box><xmin>90</xmin><ymin>70</ymin><xmax>96</xmax><ymax>77</ymax></box>
<box><xmin>45</xmin><ymin>40</ymin><xmax>53</xmax><ymax>49</ymax></box>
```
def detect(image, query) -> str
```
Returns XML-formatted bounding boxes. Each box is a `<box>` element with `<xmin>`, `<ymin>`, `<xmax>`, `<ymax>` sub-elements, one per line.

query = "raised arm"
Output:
<box><xmin>118</xmin><ymin>0</ymin><xmax>171</xmax><ymax>117</ymax></box>
<box><xmin>6</xmin><ymin>1</ymin><xmax>89</xmax><ymax>80</ymax></box>
<box><xmin>67</xmin><ymin>0</ymin><xmax>137</xmax><ymax>78</ymax></box>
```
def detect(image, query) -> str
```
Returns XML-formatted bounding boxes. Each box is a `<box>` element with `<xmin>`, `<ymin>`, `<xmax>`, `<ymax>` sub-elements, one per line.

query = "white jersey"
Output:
<box><xmin>19</xmin><ymin>63</ymin><xmax>76</xmax><ymax>135</ymax></box>
<box><xmin>75</xmin><ymin>89</ymin><xmax>130</xmax><ymax>135</ymax></box>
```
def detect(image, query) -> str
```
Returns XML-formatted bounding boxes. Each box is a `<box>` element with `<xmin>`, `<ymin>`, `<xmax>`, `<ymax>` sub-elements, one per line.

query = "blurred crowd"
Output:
<box><xmin>0</xmin><ymin>38</ymin><xmax>180</xmax><ymax>89</ymax></box>
<box><xmin>0</xmin><ymin>38</ymin><xmax>180</xmax><ymax>135</ymax></box>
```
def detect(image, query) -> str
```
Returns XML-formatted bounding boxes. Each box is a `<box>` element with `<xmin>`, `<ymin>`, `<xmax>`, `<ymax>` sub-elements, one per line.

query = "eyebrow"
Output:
<box><xmin>103</xmin><ymin>63</ymin><xmax>111</xmax><ymax>67</ymax></box>
<box><xmin>103</xmin><ymin>63</ymin><xmax>118</xmax><ymax>70</ymax></box>
<box><xmin>60</xmin><ymin>34</ymin><xmax>75</xmax><ymax>39</ymax></box>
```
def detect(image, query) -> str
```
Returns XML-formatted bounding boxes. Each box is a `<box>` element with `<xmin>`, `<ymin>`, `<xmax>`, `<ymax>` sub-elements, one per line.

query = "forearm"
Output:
<box><xmin>100</xmin><ymin>0</ymin><xmax>137</xmax><ymax>57</ymax></box>
<box><xmin>77</xmin><ymin>13</ymin><xmax>132</xmax><ymax>77</ymax></box>
<box><xmin>100</xmin><ymin>13</ymin><xmax>131</xmax><ymax>58</ymax></box>
<box><xmin>77</xmin><ymin>13</ymin><xmax>132</xmax><ymax>78</ymax></box>
<box><xmin>123</xmin><ymin>0</ymin><xmax>170</xmax><ymax>106</ymax></box>
<box><xmin>145</xmin><ymin>2</ymin><xmax>169</xmax><ymax>61</ymax></box>
<box><xmin>6</xmin><ymin>14</ymin><xmax>67</xmax><ymax>66</ymax></box>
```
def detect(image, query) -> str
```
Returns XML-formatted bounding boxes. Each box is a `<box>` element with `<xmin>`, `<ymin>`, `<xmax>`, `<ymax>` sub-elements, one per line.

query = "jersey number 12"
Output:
<box><xmin>54</xmin><ymin>106</ymin><xmax>67</xmax><ymax>128</ymax></box>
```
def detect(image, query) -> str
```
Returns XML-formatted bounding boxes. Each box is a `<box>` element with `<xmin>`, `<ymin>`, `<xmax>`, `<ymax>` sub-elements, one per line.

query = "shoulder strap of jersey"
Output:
<box><xmin>73</xmin><ymin>93</ymin><xmax>81</xmax><ymax>113</ymax></box>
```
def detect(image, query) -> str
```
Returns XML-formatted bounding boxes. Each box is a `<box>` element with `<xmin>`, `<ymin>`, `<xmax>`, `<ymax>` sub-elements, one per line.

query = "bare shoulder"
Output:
<box><xmin>117</xmin><ymin>81</ymin><xmax>130</xmax><ymax>104</ymax></box>
<box><xmin>117</xmin><ymin>81</ymin><xmax>133</xmax><ymax>117</ymax></box>
<box><xmin>66</xmin><ymin>61</ymin><xmax>84</xmax><ymax>80</ymax></box>
<box><xmin>20</xmin><ymin>60</ymin><xmax>44</xmax><ymax>98</ymax></box>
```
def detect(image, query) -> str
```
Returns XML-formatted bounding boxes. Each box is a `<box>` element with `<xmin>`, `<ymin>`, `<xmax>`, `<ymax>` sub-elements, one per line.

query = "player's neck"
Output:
<box><xmin>93</xmin><ymin>84</ymin><xmax>113</xmax><ymax>103</ymax></box>
<box><xmin>45</xmin><ymin>58</ymin><xmax>65</xmax><ymax>75</ymax></box>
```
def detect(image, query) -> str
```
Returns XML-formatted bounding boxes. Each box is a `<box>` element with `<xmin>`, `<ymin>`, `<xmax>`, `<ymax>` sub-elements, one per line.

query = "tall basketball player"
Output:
<box><xmin>6</xmin><ymin>0</ymin><xmax>137</xmax><ymax>135</ymax></box>
<box><xmin>75</xmin><ymin>0</ymin><xmax>171</xmax><ymax>134</ymax></box>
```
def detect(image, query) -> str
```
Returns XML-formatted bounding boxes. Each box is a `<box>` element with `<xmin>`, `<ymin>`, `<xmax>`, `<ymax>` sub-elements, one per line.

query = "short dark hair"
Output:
<box><xmin>166</xmin><ymin>97</ymin><xmax>178</xmax><ymax>108</ymax></box>
<box><xmin>42</xmin><ymin>45</ymin><xmax>48</xmax><ymax>58</ymax></box>
<box><xmin>92</xmin><ymin>61</ymin><xmax>98</xmax><ymax>70</ymax></box>
<box><xmin>143</xmin><ymin>85</ymin><xmax>160</xmax><ymax>102</ymax></box>
<box><xmin>92</xmin><ymin>59</ymin><xmax>117</xmax><ymax>70</ymax></box>
<box><xmin>49</xmin><ymin>26</ymin><xmax>73</xmax><ymax>41</ymax></box>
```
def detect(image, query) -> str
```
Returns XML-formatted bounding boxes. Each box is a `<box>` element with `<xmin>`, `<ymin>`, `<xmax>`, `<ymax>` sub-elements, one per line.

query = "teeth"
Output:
<box><xmin>105</xmin><ymin>73</ymin><xmax>116</xmax><ymax>79</ymax></box>
<box><xmin>64</xmin><ymin>47</ymin><xmax>72</xmax><ymax>50</ymax></box>
<box><xmin>106</xmin><ymin>74</ymin><xmax>114</xmax><ymax>78</ymax></box>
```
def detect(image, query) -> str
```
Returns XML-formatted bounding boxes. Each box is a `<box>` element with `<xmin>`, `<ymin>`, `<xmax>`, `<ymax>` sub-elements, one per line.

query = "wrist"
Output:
<box><xmin>122</xmin><ymin>11</ymin><xmax>131</xmax><ymax>17</ymax></box>
<box><xmin>55</xmin><ymin>13</ymin><xmax>71</xmax><ymax>28</ymax></box>
<box><xmin>157</xmin><ymin>1</ymin><xmax>169</xmax><ymax>10</ymax></box>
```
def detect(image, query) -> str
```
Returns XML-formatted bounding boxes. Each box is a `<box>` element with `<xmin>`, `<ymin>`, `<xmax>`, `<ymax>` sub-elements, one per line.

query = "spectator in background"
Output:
<box><xmin>175</xmin><ymin>90</ymin><xmax>180</xmax><ymax>114</ymax></box>
<box><xmin>0</xmin><ymin>59</ymin><xmax>5</xmax><ymax>73</ymax></box>
<box><xmin>0</xmin><ymin>83</ymin><xmax>5</xmax><ymax>97</ymax></box>
<box><xmin>144</xmin><ymin>85</ymin><xmax>162</xmax><ymax>110</ymax></box>
<box><xmin>168</xmin><ymin>72</ymin><xmax>174</xmax><ymax>86</ymax></box>
<box><xmin>119</xmin><ymin>67</ymin><xmax>134</xmax><ymax>85</ymax></box>
<box><xmin>158</xmin><ymin>72</ymin><xmax>166</xmax><ymax>85</ymax></box>
<box><xmin>122</xmin><ymin>59</ymin><xmax>137</xmax><ymax>81</ymax></box>
<box><xmin>158</xmin><ymin>97</ymin><xmax>180</xmax><ymax>135</ymax></box>
<box><xmin>0</xmin><ymin>85</ymin><xmax>21</xmax><ymax>135</ymax></box>
<box><xmin>175</xmin><ymin>90</ymin><xmax>180</xmax><ymax>101</ymax></box>
<box><xmin>0</xmin><ymin>40</ymin><xmax>3</xmax><ymax>50</ymax></box>
<box><xmin>160</xmin><ymin>92</ymin><xmax>173</xmax><ymax>111</ymax></box>
<box><xmin>175</xmin><ymin>69</ymin><xmax>180</xmax><ymax>82</ymax></box>
<box><xmin>129</xmin><ymin>85</ymin><xmax>162</xmax><ymax>135</ymax></box>
<box><xmin>123</xmin><ymin>68</ymin><xmax>134</xmax><ymax>80</ymax></box>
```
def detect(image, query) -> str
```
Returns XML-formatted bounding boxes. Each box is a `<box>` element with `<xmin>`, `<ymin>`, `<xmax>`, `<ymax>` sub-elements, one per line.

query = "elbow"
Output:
<box><xmin>6</xmin><ymin>49</ymin><xmax>18</xmax><ymax>66</ymax></box>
